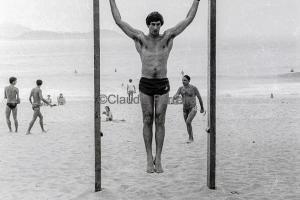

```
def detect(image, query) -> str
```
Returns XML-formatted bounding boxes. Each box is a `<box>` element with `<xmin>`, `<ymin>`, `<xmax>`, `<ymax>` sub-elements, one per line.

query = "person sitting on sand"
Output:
<box><xmin>104</xmin><ymin>106</ymin><xmax>113</xmax><ymax>121</ymax></box>
<box><xmin>46</xmin><ymin>95</ymin><xmax>52</xmax><ymax>105</ymax></box>
<box><xmin>173</xmin><ymin>75</ymin><xmax>204</xmax><ymax>143</ymax></box>
<box><xmin>26</xmin><ymin>79</ymin><xmax>53</xmax><ymax>135</ymax></box>
<box><xmin>57</xmin><ymin>93</ymin><xmax>66</xmax><ymax>106</ymax></box>
<box><xmin>4</xmin><ymin>77</ymin><xmax>20</xmax><ymax>132</ymax></box>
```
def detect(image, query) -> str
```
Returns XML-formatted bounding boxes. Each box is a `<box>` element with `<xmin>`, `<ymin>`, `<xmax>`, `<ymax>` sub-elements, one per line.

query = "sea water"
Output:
<box><xmin>0</xmin><ymin>37</ymin><xmax>299</xmax><ymax>102</ymax></box>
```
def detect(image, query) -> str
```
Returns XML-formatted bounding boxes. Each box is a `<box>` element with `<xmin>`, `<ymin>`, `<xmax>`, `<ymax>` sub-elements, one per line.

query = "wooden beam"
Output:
<box><xmin>207</xmin><ymin>0</ymin><xmax>216</xmax><ymax>190</ymax></box>
<box><xmin>93</xmin><ymin>0</ymin><xmax>101</xmax><ymax>192</ymax></box>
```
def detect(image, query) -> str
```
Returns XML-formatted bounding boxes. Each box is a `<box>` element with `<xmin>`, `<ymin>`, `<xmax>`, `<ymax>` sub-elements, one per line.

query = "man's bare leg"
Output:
<box><xmin>140</xmin><ymin>92</ymin><xmax>155</xmax><ymax>173</ymax></box>
<box><xmin>129</xmin><ymin>93</ymin><xmax>133</xmax><ymax>104</ymax></box>
<box><xmin>26</xmin><ymin>109</ymin><xmax>39</xmax><ymax>134</ymax></box>
<box><xmin>37</xmin><ymin>112</ymin><xmax>46</xmax><ymax>132</ymax></box>
<box><xmin>185</xmin><ymin>110</ymin><xmax>197</xmax><ymax>143</ymax></box>
<box><xmin>154</xmin><ymin>93</ymin><xmax>169</xmax><ymax>173</ymax></box>
<box><xmin>12</xmin><ymin>107</ymin><xmax>18</xmax><ymax>132</ymax></box>
<box><xmin>5</xmin><ymin>107</ymin><xmax>12</xmax><ymax>132</ymax></box>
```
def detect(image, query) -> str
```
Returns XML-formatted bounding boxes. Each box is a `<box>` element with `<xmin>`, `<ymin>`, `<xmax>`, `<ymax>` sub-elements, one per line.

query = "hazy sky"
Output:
<box><xmin>0</xmin><ymin>0</ymin><xmax>299</xmax><ymax>39</ymax></box>
<box><xmin>0</xmin><ymin>0</ymin><xmax>92</xmax><ymax>32</ymax></box>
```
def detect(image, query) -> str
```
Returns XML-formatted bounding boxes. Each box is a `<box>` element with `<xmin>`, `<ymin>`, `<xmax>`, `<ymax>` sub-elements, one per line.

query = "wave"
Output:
<box><xmin>278</xmin><ymin>72</ymin><xmax>300</xmax><ymax>81</ymax></box>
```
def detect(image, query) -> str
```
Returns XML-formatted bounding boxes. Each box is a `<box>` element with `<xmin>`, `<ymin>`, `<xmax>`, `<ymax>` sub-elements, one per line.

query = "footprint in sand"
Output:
<box><xmin>165</xmin><ymin>164</ymin><xmax>179</xmax><ymax>169</ymax></box>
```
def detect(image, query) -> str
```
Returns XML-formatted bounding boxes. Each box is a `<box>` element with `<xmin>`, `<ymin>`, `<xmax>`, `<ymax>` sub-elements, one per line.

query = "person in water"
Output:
<box><xmin>173</xmin><ymin>75</ymin><xmax>204</xmax><ymax>143</ymax></box>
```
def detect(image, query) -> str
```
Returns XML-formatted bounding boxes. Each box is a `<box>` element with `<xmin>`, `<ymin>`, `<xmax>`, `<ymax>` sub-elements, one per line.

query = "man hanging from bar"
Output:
<box><xmin>109</xmin><ymin>0</ymin><xmax>201</xmax><ymax>173</ymax></box>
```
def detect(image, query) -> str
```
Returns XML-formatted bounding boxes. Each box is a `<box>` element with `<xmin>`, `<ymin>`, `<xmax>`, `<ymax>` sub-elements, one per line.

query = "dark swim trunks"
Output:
<box><xmin>7</xmin><ymin>103</ymin><xmax>17</xmax><ymax>109</ymax></box>
<box><xmin>183</xmin><ymin>105</ymin><xmax>197</xmax><ymax>116</ymax></box>
<box><xmin>139</xmin><ymin>77</ymin><xmax>170</xmax><ymax>96</ymax></box>
<box><xmin>32</xmin><ymin>104</ymin><xmax>40</xmax><ymax>110</ymax></box>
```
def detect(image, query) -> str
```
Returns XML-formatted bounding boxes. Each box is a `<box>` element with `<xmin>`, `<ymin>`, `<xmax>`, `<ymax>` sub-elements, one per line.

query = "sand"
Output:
<box><xmin>0</xmin><ymin>96</ymin><xmax>299</xmax><ymax>200</ymax></box>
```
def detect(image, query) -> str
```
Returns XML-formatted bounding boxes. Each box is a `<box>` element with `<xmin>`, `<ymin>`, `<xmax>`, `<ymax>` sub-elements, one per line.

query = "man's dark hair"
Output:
<box><xmin>9</xmin><ymin>77</ymin><xmax>17</xmax><ymax>84</ymax></box>
<box><xmin>105</xmin><ymin>106</ymin><xmax>110</xmax><ymax>111</ymax></box>
<box><xmin>36</xmin><ymin>79</ymin><xmax>43</xmax><ymax>86</ymax></box>
<box><xmin>183</xmin><ymin>75</ymin><xmax>191</xmax><ymax>81</ymax></box>
<box><xmin>129</xmin><ymin>79</ymin><xmax>132</xmax><ymax>82</ymax></box>
<box><xmin>146</xmin><ymin>12</ymin><xmax>164</xmax><ymax>26</ymax></box>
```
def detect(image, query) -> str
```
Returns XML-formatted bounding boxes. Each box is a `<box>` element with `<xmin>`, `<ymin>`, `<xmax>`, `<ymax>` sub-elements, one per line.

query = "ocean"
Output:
<box><xmin>0</xmin><ymin>37</ymin><xmax>299</xmax><ymax>102</ymax></box>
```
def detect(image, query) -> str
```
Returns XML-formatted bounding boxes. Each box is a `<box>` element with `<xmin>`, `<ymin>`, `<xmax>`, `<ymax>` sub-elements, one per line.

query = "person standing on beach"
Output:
<box><xmin>173</xmin><ymin>75</ymin><xmax>204</xmax><ymax>143</ymax></box>
<box><xmin>57</xmin><ymin>93</ymin><xmax>66</xmax><ymax>105</ymax></box>
<box><xmin>26</xmin><ymin>80</ymin><xmax>53</xmax><ymax>135</ymax></box>
<box><xmin>4</xmin><ymin>77</ymin><xmax>20</xmax><ymax>132</ymax></box>
<box><xmin>127</xmin><ymin>79</ymin><xmax>136</xmax><ymax>103</ymax></box>
<box><xmin>110</xmin><ymin>0</ymin><xmax>201</xmax><ymax>173</ymax></box>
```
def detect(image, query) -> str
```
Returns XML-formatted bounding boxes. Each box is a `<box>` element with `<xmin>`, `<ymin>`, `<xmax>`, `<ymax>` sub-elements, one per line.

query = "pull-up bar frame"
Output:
<box><xmin>94</xmin><ymin>0</ymin><xmax>101</xmax><ymax>192</ymax></box>
<box><xmin>94</xmin><ymin>0</ymin><xmax>216</xmax><ymax>192</ymax></box>
<box><xmin>207</xmin><ymin>0</ymin><xmax>216</xmax><ymax>190</ymax></box>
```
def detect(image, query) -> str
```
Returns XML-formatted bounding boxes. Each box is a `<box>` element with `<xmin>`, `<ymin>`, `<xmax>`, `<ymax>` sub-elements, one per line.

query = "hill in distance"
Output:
<box><xmin>0</xmin><ymin>23</ymin><xmax>122</xmax><ymax>40</ymax></box>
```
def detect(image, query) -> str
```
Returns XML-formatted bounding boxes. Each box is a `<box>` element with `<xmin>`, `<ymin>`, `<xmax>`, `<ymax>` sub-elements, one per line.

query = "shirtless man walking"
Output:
<box><xmin>174</xmin><ymin>75</ymin><xmax>204</xmax><ymax>143</ymax></box>
<box><xmin>26</xmin><ymin>80</ymin><xmax>52</xmax><ymax>135</ymax></box>
<box><xmin>127</xmin><ymin>79</ymin><xmax>136</xmax><ymax>103</ymax></box>
<box><xmin>4</xmin><ymin>77</ymin><xmax>20</xmax><ymax>132</ymax></box>
<box><xmin>110</xmin><ymin>0</ymin><xmax>201</xmax><ymax>173</ymax></box>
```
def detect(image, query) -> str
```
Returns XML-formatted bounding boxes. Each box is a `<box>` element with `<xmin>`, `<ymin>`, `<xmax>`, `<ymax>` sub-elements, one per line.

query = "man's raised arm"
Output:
<box><xmin>109</xmin><ymin>0</ymin><xmax>142</xmax><ymax>40</ymax></box>
<box><xmin>166</xmin><ymin>0</ymin><xmax>200</xmax><ymax>38</ymax></box>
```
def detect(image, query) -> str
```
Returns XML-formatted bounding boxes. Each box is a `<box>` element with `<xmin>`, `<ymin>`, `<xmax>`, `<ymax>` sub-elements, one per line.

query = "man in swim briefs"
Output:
<box><xmin>26</xmin><ymin>79</ymin><xmax>53</xmax><ymax>135</ymax></box>
<box><xmin>110</xmin><ymin>0</ymin><xmax>201</xmax><ymax>173</ymax></box>
<box><xmin>4</xmin><ymin>77</ymin><xmax>20</xmax><ymax>132</ymax></box>
<box><xmin>174</xmin><ymin>75</ymin><xmax>204</xmax><ymax>143</ymax></box>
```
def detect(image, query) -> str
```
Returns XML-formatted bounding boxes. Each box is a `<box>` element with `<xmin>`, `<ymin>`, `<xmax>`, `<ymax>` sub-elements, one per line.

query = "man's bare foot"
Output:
<box><xmin>186</xmin><ymin>138</ymin><xmax>194</xmax><ymax>144</ymax></box>
<box><xmin>154</xmin><ymin>159</ymin><xmax>164</xmax><ymax>173</ymax></box>
<box><xmin>26</xmin><ymin>131</ymin><xmax>31</xmax><ymax>135</ymax></box>
<box><xmin>146</xmin><ymin>155</ymin><xmax>155</xmax><ymax>173</ymax></box>
<box><xmin>42</xmin><ymin>129</ymin><xmax>48</xmax><ymax>133</ymax></box>
<box><xmin>146</xmin><ymin>161</ymin><xmax>155</xmax><ymax>173</ymax></box>
<box><xmin>9</xmin><ymin>129</ymin><xmax>12</xmax><ymax>132</ymax></box>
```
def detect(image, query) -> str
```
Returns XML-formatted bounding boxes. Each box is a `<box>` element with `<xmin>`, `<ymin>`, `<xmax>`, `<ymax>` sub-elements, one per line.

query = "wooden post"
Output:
<box><xmin>207</xmin><ymin>0</ymin><xmax>216</xmax><ymax>190</ymax></box>
<box><xmin>94</xmin><ymin>0</ymin><xmax>101</xmax><ymax>192</ymax></box>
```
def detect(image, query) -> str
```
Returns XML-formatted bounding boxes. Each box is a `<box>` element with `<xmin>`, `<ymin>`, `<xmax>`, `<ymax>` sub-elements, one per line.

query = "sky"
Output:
<box><xmin>0</xmin><ymin>0</ymin><xmax>299</xmax><ymax>39</ymax></box>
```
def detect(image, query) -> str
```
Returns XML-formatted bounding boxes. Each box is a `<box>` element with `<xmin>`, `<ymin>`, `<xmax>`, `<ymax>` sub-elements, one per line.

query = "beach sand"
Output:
<box><xmin>0</xmin><ymin>96</ymin><xmax>299</xmax><ymax>200</ymax></box>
